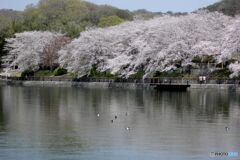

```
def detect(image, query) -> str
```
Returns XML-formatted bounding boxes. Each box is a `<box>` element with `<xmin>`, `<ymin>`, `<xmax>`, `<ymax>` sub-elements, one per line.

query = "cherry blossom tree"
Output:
<box><xmin>59</xmin><ymin>11</ymin><xmax>236</xmax><ymax>78</ymax></box>
<box><xmin>42</xmin><ymin>36</ymin><xmax>71</xmax><ymax>70</ymax></box>
<box><xmin>3</xmin><ymin>31</ymin><xmax>63</xmax><ymax>72</ymax></box>
<box><xmin>4</xmin><ymin>11</ymin><xmax>240</xmax><ymax>78</ymax></box>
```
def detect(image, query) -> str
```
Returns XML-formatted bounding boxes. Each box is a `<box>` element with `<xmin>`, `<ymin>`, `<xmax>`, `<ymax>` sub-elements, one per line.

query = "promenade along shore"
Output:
<box><xmin>0</xmin><ymin>76</ymin><xmax>239</xmax><ymax>91</ymax></box>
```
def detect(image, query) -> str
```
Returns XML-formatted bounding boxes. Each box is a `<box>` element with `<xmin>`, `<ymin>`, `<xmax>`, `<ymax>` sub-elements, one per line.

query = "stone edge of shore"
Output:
<box><xmin>1</xmin><ymin>79</ymin><xmax>240</xmax><ymax>91</ymax></box>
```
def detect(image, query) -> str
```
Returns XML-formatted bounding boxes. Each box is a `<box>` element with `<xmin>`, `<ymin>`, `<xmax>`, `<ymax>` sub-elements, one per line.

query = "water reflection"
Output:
<box><xmin>0</xmin><ymin>89</ymin><xmax>5</xmax><ymax>132</ymax></box>
<box><xmin>0</xmin><ymin>86</ymin><xmax>239</xmax><ymax>160</ymax></box>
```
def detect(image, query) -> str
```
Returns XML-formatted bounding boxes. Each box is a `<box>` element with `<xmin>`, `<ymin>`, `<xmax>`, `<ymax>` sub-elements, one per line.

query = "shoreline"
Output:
<box><xmin>0</xmin><ymin>79</ymin><xmax>239</xmax><ymax>91</ymax></box>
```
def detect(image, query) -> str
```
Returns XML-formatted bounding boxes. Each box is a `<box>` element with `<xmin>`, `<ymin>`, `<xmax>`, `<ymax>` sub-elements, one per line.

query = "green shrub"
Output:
<box><xmin>192</xmin><ymin>56</ymin><xmax>202</xmax><ymax>63</ymax></box>
<box><xmin>153</xmin><ymin>70</ymin><xmax>183</xmax><ymax>78</ymax></box>
<box><xmin>21</xmin><ymin>70</ymin><xmax>34</xmax><ymax>77</ymax></box>
<box><xmin>61</xmin><ymin>72</ymin><xmax>76</xmax><ymax>78</ymax></box>
<box><xmin>98</xmin><ymin>16</ymin><xmax>124</xmax><ymax>28</ymax></box>
<box><xmin>53</xmin><ymin>67</ymin><xmax>67</xmax><ymax>76</ymax></box>
<box><xmin>89</xmin><ymin>66</ymin><xmax>116</xmax><ymax>78</ymax></box>
<box><xmin>209</xmin><ymin>69</ymin><xmax>231</xmax><ymax>79</ymax></box>
<box><xmin>34</xmin><ymin>70</ymin><xmax>54</xmax><ymax>77</ymax></box>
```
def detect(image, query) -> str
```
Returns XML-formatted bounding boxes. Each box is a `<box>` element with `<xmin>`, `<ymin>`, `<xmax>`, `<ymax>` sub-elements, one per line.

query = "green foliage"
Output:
<box><xmin>34</xmin><ymin>70</ymin><xmax>54</xmax><ymax>77</ymax></box>
<box><xmin>98</xmin><ymin>16</ymin><xmax>124</xmax><ymax>28</ymax></box>
<box><xmin>21</xmin><ymin>70</ymin><xmax>34</xmax><ymax>77</ymax></box>
<box><xmin>83</xmin><ymin>2</ymin><xmax>133</xmax><ymax>24</ymax></box>
<box><xmin>61</xmin><ymin>72</ymin><xmax>75</xmax><ymax>78</ymax></box>
<box><xmin>53</xmin><ymin>67</ymin><xmax>67</xmax><ymax>76</ymax></box>
<box><xmin>154</xmin><ymin>70</ymin><xmax>183</xmax><ymax>78</ymax></box>
<box><xmin>207</xmin><ymin>0</ymin><xmax>240</xmax><ymax>16</ymax></box>
<box><xmin>63</xmin><ymin>21</ymin><xmax>90</xmax><ymax>38</ymax></box>
<box><xmin>216</xmin><ymin>59</ymin><xmax>237</xmax><ymax>68</ymax></box>
<box><xmin>192</xmin><ymin>56</ymin><xmax>202</xmax><ymax>63</ymax></box>
<box><xmin>31</xmin><ymin>69</ymin><xmax>74</xmax><ymax>77</ymax></box>
<box><xmin>0</xmin><ymin>1</ymin><xmax>134</xmax><ymax>70</ymax></box>
<box><xmin>89</xmin><ymin>66</ymin><xmax>115</xmax><ymax>78</ymax></box>
<box><xmin>209</xmin><ymin>69</ymin><xmax>231</xmax><ymax>79</ymax></box>
<box><xmin>20</xmin><ymin>0</ymin><xmax>132</xmax><ymax>37</ymax></box>
<box><xmin>129</xmin><ymin>70</ymin><xmax>145</xmax><ymax>79</ymax></box>
<box><xmin>0</xmin><ymin>10</ymin><xmax>24</xmax><ymax>67</ymax></box>
<box><xmin>22</xmin><ymin>0</ymin><xmax>89</xmax><ymax>37</ymax></box>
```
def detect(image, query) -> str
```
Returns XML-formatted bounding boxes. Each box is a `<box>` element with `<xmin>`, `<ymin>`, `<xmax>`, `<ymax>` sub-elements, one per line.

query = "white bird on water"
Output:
<box><xmin>126</xmin><ymin>127</ymin><xmax>130</xmax><ymax>131</ymax></box>
<box><xmin>97</xmin><ymin>113</ymin><xmax>100</xmax><ymax>117</ymax></box>
<box><xmin>225</xmin><ymin>127</ymin><xmax>229</xmax><ymax>132</ymax></box>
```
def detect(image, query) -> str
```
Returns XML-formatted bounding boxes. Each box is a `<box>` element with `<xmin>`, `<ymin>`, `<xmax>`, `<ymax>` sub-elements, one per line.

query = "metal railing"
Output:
<box><xmin>0</xmin><ymin>76</ymin><xmax>73</xmax><ymax>82</ymax></box>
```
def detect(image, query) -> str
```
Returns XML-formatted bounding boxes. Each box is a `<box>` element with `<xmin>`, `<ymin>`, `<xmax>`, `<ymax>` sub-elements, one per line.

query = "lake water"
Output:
<box><xmin>0</xmin><ymin>86</ymin><xmax>239</xmax><ymax>160</ymax></box>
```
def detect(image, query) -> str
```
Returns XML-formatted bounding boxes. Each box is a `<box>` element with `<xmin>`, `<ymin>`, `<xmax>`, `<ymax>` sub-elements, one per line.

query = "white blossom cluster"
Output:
<box><xmin>3</xmin><ymin>31</ymin><xmax>63</xmax><ymax>72</ymax></box>
<box><xmin>59</xmin><ymin>11</ymin><xmax>240</xmax><ymax>78</ymax></box>
<box><xmin>229</xmin><ymin>62</ymin><xmax>240</xmax><ymax>78</ymax></box>
<box><xmin>3</xmin><ymin>11</ymin><xmax>240</xmax><ymax>78</ymax></box>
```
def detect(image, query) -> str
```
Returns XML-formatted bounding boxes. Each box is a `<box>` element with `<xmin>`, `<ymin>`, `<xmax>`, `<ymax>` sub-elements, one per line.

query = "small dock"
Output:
<box><xmin>152</xmin><ymin>83</ymin><xmax>191</xmax><ymax>91</ymax></box>
<box><xmin>144</xmin><ymin>78</ymin><xmax>191</xmax><ymax>91</ymax></box>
